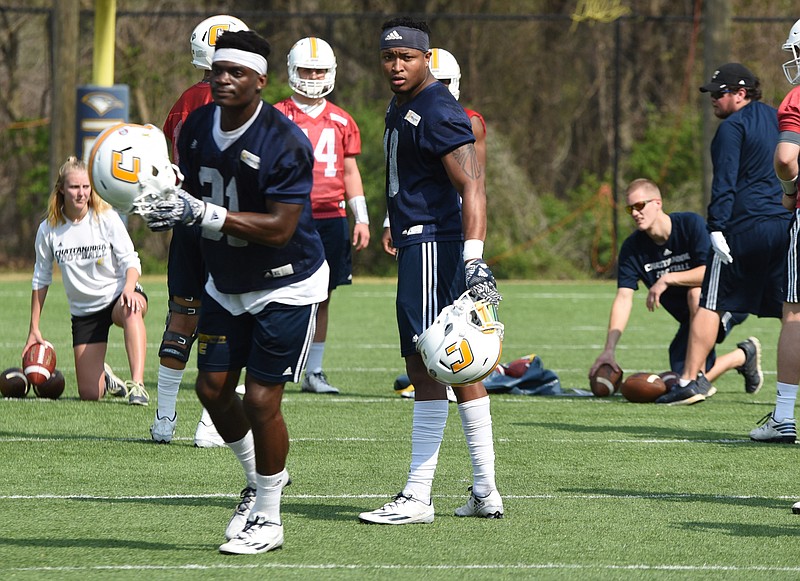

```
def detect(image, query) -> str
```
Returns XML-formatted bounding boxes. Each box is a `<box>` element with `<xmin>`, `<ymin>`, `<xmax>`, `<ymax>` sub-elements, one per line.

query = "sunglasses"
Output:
<box><xmin>710</xmin><ymin>89</ymin><xmax>734</xmax><ymax>100</ymax></box>
<box><xmin>625</xmin><ymin>199</ymin><xmax>655</xmax><ymax>214</ymax></box>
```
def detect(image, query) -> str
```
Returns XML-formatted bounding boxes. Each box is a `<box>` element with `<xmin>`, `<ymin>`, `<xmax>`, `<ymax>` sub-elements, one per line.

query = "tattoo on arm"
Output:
<box><xmin>451</xmin><ymin>143</ymin><xmax>482</xmax><ymax>180</ymax></box>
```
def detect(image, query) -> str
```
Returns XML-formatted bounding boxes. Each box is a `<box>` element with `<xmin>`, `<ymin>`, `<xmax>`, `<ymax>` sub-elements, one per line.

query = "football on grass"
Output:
<box><xmin>621</xmin><ymin>372</ymin><xmax>668</xmax><ymax>403</ymax></box>
<box><xmin>33</xmin><ymin>368</ymin><xmax>65</xmax><ymax>399</ymax></box>
<box><xmin>0</xmin><ymin>367</ymin><xmax>30</xmax><ymax>398</ymax></box>
<box><xmin>23</xmin><ymin>342</ymin><xmax>57</xmax><ymax>386</ymax></box>
<box><xmin>590</xmin><ymin>363</ymin><xmax>622</xmax><ymax>397</ymax></box>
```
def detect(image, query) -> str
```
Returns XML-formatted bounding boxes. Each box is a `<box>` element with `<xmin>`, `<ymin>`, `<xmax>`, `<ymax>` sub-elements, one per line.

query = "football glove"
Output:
<box><xmin>709</xmin><ymin>231</ymin><xmax>733</xmax><ymax>264</ymax></box>
<box><xmin>139</xmin><ymin>189</ymin><xmax>207</xmax><ymax>232</ymax></box>
<box><xmin>465</xmin><ymin>258</ymin><xmax>502</xmax><ymax>306</ymax></box>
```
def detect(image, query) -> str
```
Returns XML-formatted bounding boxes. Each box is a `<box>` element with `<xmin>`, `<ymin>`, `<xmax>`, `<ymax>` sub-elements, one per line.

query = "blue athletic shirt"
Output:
<box><xmin>617</xmin><ymin>212</ymin><xmax>709</xmax><ymax>322</ymax></box>
<box><xmin>178</xmin><ymin>102</ymin><xmax>324</xmax><ymax>294</ymax></box>
<box><xmin>384</xmin><ymin>82</ymin><xmax>475</xmax><ymax>248</ymax></box>
<box><xmin>707</xmin><ymin>100</ymin><xmax>786</xmax><ymax>234</ymax></box>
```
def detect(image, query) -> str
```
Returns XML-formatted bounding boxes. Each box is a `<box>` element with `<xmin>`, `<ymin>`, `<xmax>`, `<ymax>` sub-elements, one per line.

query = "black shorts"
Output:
<box><xmin>314</xmin><ymin>216</ymin><xmax>353</xmax><ymax>291</ymax></box>
<box><xmin>71</xmin><ymin>284</ymin><xmax>148</xmax><ymax>346</ymax></box>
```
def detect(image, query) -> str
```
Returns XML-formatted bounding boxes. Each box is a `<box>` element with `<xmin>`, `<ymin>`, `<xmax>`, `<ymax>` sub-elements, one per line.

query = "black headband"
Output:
<box><xmin>380</xmin><ymin>26</ymin><xmax>430</xmax><ymax>52</ymax></box>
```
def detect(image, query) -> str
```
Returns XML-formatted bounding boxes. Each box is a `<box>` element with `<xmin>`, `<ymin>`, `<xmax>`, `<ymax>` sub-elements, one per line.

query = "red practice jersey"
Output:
<box><xmin>274</xmin><ymin>98</ymin><xmax>362</xmax><ymax>219</ymax></box>
<box><xmin>778</xmin><ymin>85</ymin><xmax>800</xmax><ymax>209</ymax></box>
<box><xmin>163</xmin><ymin>80</ymin><xmax>212</xmax><ymax>163</ymax></box>
<box><xmin>464</xmin><ymin>107</ymin><xmax>487</xmax><ymax>136</ymax></box>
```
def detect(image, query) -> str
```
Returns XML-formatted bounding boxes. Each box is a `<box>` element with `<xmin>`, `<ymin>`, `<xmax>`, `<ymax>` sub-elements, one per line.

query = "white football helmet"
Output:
<box><xmin>190</xmin><ymin>15</ymin><xmax>248</xmax><ymax>70</ymax></box>
<box><xmin>429</xmin><ymin>48</ymin><xmax>461</xmax><ymax>100</ymax></box>
<box><xmin>416</xmin><ymin>292</ymin><xmax>504</xmax><ymax>387</ymax></box>
<box><xmin>88</xmin><ymin>122</ymin><xmax>178</xmax><ymax>214</ymax></box>
<box><xmin>783</xmin><ymin>18</ymin><xmax>800</xmax><ymax>85</ymax></box>
<box><xmin>287</xmin><ymin>37</ymin><xmax>337</xmax><ymax>98</ymax></box>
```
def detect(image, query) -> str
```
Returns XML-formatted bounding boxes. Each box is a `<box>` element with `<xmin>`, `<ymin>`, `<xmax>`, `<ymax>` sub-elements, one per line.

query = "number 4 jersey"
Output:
<box><xmin>273</xmin><ymin>98</ymin><xmax>362</xmax><ymax>220</ymax></box>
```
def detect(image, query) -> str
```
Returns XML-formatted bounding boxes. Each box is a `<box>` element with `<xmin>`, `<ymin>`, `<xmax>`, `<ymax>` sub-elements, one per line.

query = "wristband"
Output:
<box><xmin>348</xmin><ymin>196</ymin><xmax>370</xmax><ymax>224</ymax></box>
<box><xmin>200</xmin><ymin>202</ymin><xmax>227</xmax><ymax>232</ymax></box>
<box><xmin>463</xmin><ymin>239</ymin><xmax>484</xmax><ymax>262</ymax></box>
<box><xmin>383</xmin><ymin>212</ymin><xmax>390</xmax><ymax>229</ymax></box>
<box><xmin>780</xmin><ymin>175</ymin><xmax>798</xmax><ymax>196</ymax></box>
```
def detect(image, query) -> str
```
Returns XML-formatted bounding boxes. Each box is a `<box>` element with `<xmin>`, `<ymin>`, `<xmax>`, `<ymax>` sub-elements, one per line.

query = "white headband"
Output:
<box><xmin>213</xmin><ymin>48</ymin><xmax>268</xmax><ymax>75</ymax></box>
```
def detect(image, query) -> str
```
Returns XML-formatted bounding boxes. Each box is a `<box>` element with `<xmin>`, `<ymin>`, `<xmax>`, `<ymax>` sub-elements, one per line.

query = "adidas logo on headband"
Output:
<box><xmin>384</xmin><ymin>30</ymin><xmax>403</xmax><ymax>41</ymax></box>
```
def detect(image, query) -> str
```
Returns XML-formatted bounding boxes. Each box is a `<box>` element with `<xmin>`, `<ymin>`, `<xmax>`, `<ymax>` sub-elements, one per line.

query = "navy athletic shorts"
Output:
<box><xmin>396</xmin><ymin>240</ymin><xmax>466</xmax><ymax>357</ymax></box>
<box><xmin>71</xmin><ymin>284</ymin><xmax>148</xmax><ymax>346</ymax></box>
<box><xmin>700</xmin><ymin>219</ymin><xmax>788</xmax><ymax>318</ymax></box>
<box><xmin>196</xmin><ymin>294</ymin><xmax>317</xmax><ymax>384</ymax></box>
<box><xmin>314</xmin><ymin>216</ymin><xmax>353</xmax><ymax>291</ymax></box>
<box><xmin>167</xmin><ymin>223</ymin><xmax>206</xmax><ymax>300</ymax></box>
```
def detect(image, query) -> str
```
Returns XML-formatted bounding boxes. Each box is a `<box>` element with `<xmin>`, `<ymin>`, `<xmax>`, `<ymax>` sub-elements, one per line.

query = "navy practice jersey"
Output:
<box><xmin>178</xmin><ymin>102</ymin><xmax>324</xmax><ymax>294</ymax></box>
<box><xmin>617</xmin><ymin>212</ymin><xmax>709</xmax><ymax>322</ymax></box>
<box><xmin>708</xmin><ymin>100</ymin><xmax>788</xmax><ymax>234</ymax></box>
<box><xmin>384</xmin><ymin>82</ymin><xmax>475</xmax><ymax>248</ymax></box>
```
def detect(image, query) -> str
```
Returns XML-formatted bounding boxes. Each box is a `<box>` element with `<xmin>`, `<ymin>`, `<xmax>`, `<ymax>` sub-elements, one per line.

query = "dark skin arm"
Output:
<box><xmin>215</xmin><ymin>199</ymin><xmax>303</xmax><ymax>248</ymax></box>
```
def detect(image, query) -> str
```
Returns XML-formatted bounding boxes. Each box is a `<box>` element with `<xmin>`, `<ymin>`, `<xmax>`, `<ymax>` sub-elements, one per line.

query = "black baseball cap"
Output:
<box><xmin>699</xmin><ymin>63</ymin><xmax>757</xmax><ymax>93</ymax></box>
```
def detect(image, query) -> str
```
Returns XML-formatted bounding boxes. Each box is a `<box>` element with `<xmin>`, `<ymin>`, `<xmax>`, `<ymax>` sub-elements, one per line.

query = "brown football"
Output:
<box><xmin>33</xmin><ymin>368</ymin><xmax>65</xmax><ymax>399</ymax></box>
<box><xmin>621</xmin><ymin>372</ymin><xmax>668</xmax><ymax>403</ymax></box>
<box><xmin>0</xmin><ymin>367</ymin><xmax>30</xmax><ymax>398</ymax></box>
<box><xmin>22</xmin><ymin>342</ymin><xmax>57</xmax><ymax>386</ymax></box>
<box><xmin>590</xmin><ymin>363</ymin><xmax>623</xmax><ymax>397</ymax></box>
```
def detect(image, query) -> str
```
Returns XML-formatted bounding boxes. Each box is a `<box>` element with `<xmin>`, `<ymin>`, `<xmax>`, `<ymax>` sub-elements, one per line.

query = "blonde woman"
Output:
<box><xmin>24</xmin><ymin>156</ymin><xmax>149</xmax><ymax>403</ymax></box>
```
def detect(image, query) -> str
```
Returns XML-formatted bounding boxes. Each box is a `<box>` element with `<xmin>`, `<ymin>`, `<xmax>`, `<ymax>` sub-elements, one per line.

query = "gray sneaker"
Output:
<box><xmin>301</xmin><ymin>371</ymin><xmax>340</xmax><ymax>394</ymax></box>
<box><xmin>655</xmin><ymin>381</ymin><xmax>705</xmax><ymax>406</ymax></box>
<box><xmin>126</xmin><ymin>381</ymin><xmax>150</xmax><ymax>406</ymax></box>
<box><xmin>736</xmin><ymin>337</ymin><xmax>764</xmax><ymax>394</ymax></box>
<box><xmin>750</xmin><ymin>412</ymin><xmax>796</xmax><ymax>443</ymax></box>
<box><xmin>103</xmin><ymin>363</ymin><xmax>128</xmax><ymax>398</ymax></box>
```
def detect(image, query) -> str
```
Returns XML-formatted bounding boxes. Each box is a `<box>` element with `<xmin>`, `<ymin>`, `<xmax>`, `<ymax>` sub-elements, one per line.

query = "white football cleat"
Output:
<box><xmin>301</xmin><ymin>371</ymin><xmax>340</xmax><ymax>394</ymax></box>
<box><xmin>454</xmin><ymin>487</ymin><xmax>504</xmax><ymax>518</ymax></box>
<box><xmin>194</xmin><ymin>408</ymin><xmax>225</xmax><ymax>448</ymax></box>
<box><xmin>225</xmin><ymin>486</ymin><xmax>257</xmax><ymax>540</ymax></box>
<box><xmin>358</xmin><ymin>492</ymin><xmax>434</xmax><ymax>525</ymax></box>
<box><xmin>219</xmin><ymin>513</ymin><xmax>284</xmax><ymax>555</ymax></box>
<box><xmin>150</xmin><ymin>412</ymin><xmax>177</xmax><ymax>444</ymax></box>
<box><xmin>792</xmin><ymin>501</ymin><xmax>800</xmax><ymax>514</ymax></box>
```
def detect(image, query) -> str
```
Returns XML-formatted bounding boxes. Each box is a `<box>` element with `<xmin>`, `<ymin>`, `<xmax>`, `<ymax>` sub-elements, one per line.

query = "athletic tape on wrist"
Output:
<box><xmin>780</xmin><ymin>175</ymin><xmax>798</xmax><ymax>196</ymax></box>
<box><xmin>348</xmin><ymin>196</ymin><xmax>370</xmax><ymax>224</ymax></box>
<box><xmin>463</xmin><ymin>239</ymin><xmax>484</xmax><ymax>262</ymax></box>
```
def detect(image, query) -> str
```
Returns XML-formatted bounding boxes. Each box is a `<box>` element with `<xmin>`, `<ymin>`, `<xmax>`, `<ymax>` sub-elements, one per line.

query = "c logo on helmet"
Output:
<box><xmin>207</xmin><ymin>24</ymin><xmax>231</xmax><ymax>47</ymax></box>
<box><xmin>446</xmin><ymin>338</ymin><xmax>474</xmax><ymax>373</ymax></box>
<box><xmin>110</xmin><ymin>151</ymin><xmax>141</xmax><ymax>184</ymax></box>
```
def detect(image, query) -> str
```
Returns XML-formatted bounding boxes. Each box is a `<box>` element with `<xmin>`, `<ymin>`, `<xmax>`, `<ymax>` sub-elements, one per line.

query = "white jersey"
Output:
<box><xmin>32</xmin><ymin>208</ymin><xmax>142</xmax><ymax>316</ymax></box>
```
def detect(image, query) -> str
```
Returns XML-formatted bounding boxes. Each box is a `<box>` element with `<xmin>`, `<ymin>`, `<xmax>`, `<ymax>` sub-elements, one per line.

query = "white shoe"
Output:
<box><xmin>219</xmin><ymin>513</ymin><xmax>284</xmax><ymax>555</ymax></box>
<box><xmin>301</xmin><ymin>371</ymin><xmax>340</xmax><ymax>394</ymax></box>
<box><xmin>126</xmin><ymin>381</ymin><xmax>150</xmax><ymax>406</ymax></box>
<box><xmin>792</xmin><ymin>501</ymin><xmax>800</xmax><ymax>514</ymax></box>
<box><xmin>225</xmin><ymin>486</ymin><xmax>257</xmax><ymax>540</ymax></box>
<box><xmin>454</xmin><ymin>487</ymin><xmax>504</xmax><ymax>518</ymax></box>
<box><xmin>150</xmin><ymin>413</ymin><xmax>177</xmax><ymax>444</ymax></box>
<box><xmin>103</xmin><ymin>363</ymin><xmax>127</xmax><ymax>398</ymax></box>
<box><xmin>358</xmin><ymin>492</ymin><xmax>434</xmax><ymax>525</ymax></box>
<box><xmin>194</xmin><ymin>409</ymin><xmax>225</xmax><ymax>448</ymax></box>
<box><xmin>749</xmin><ymin>412</ymin><xmax>797</xmax><ymax>443</ymax></box>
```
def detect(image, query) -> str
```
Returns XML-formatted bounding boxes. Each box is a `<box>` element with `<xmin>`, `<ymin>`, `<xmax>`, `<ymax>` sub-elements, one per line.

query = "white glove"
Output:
<box><xmin>710</xmin><ymin>231</ymin><xmax>733</xmax><ymax>264</ymax></box>
<box><xmin>132</xmin><ymin>166</ymin><xmax>182</xmax><ymax>214</ymax></box>
<box><xmin>465</xmin><ymin>259</ymin><xmax>503</xmax><ymax>305</ymax></box>
<box><xmin>139</xmin><ymin>189</ymin><xmax>208</xmax><ymax>232</ymax></box>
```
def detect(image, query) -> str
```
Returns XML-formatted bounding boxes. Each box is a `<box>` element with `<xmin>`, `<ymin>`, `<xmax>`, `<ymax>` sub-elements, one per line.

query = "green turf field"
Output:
<box><xmin>2</xmin><ymin>275</ymin><xmax>799</xmax><ymax>580</ymax></box>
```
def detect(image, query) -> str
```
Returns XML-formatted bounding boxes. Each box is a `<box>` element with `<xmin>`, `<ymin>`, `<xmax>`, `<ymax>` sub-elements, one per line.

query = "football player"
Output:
<box><xmin>359</xmin><ymin>17</ymin><xmax>504</xmax><ymax>526</ymax></box>
<box><xmin>274</xmin><ymin>36</ymin><xmax>370</xmax><ymax>395</ymax></box>
<box><xmin>750</xmin><ymin>19</ymin><xmax>800</xmax><ymax>447</ymax></box>
<box><xmin>151</xmin><ymin>15</ymin><xmax>248</xmax><ymax>446</ymax></box>
<box><xmin>139</xmin><ymin>29</ymin><xmax>326</xmax><ymax>555</ymax></box>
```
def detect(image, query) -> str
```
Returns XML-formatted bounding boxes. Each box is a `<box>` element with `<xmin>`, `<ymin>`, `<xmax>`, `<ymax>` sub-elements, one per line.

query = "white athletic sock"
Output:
<box><xmin>305</xmin><ymin>342</ymin><xmax>325</xmax><ymax>375</ymax></box>
<box><xmin>774</xmin><ymin>382</ymin><xmax>799</xmax><ymax>421</ymax></box>
<box><xmin>403</xmin><ymin>400</ymin><xmax>449</xmax><ymax>504</ymax></box>
<box><xmin>250</xmin><ymin>468</ymin><xmax>288</xmax><ymax>523</ymax></box>
<box><xmin>227</xmin><ymin>430</ymin><xmax>257</xmax><ymax>489</ymax></box>
<box><xmin>458</xmin><ymin>396</ymin><xmax>497</xmax><ymax>498</ymax></box>
<box><xmin>156</xmin><ymin>364</ymin><xmax>183</xmax><ymax>419</ymax></box>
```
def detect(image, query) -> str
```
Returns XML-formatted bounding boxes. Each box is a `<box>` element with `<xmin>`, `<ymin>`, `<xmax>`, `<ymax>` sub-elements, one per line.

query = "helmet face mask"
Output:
<box><xmin>190</xmin><ymin>15</ymin><xmax>248</xmax><ymax>70</ymax></box>
<box><xmin>416</xmin><ymin>292</ymin><xmax>504</xmax><ymax>387</ymax></box>
<box><xmin>88</xmin><ymin>123</ymin><xmax>178</xmax><ymax>214</ymax></box>
<box><xmin>783</xmin><ymin>18</ymin><xmax>800</xmax><ymax>85</ymax></box>
<box><xmin>287</xmin><ymin>37</ymin><xmax>337</xmax><ymax>98</ymax></box>
<box><xmin>429</xmin><ymin>48</ymin><xmax>461</xmax><ymax>100</ymax></box>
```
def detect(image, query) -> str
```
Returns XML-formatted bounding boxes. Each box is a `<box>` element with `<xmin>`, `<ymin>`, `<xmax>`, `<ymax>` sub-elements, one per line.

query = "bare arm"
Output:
<box><xmin>25</xmin><ymin>286</ymin><xmax>49</xmax><ymax>355</ymax></box>
<box><xmin>646</xmin><ymin>265</ymin><xmax>705</xmax><ymax>311</ymax></box>
<box><xmin>218</xmin><ymin>200</ymin><xmax>304</xmax><ymax>248</ymax></box>
<box><xmin>343</xmin><ymin>156</ymin><xmax>370</xmax><ymax>251</ymax></box>
<box><xmin>589</xmin><ymin>287</ymin><xmax>634</xmax><ymax>377</ymax></box>
<box><xmin>775</xmin><ymin>141</ymin><xmax>800</xmax><ymax>211</ymax></box>
<box><xmin>441</xmin><ymin>142</ymin><xmax>486</xmax><ymax>242</ymax></box>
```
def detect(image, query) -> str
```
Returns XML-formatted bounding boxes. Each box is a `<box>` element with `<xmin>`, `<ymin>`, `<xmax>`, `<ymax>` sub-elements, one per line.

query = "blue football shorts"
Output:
<box><xmin>395</xmin><ymin>240</ymin><xmax>466</xmax><ymax>357</ymax></box>
<box><xmin>196</xmin><ymin>294</ymin><xmax>317</xmax><ymax>384</ymax></box>
<box><xmin>314</xmin><ymin>216</ymin><xmax>353</xmax><ymax>291</ymax></box>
